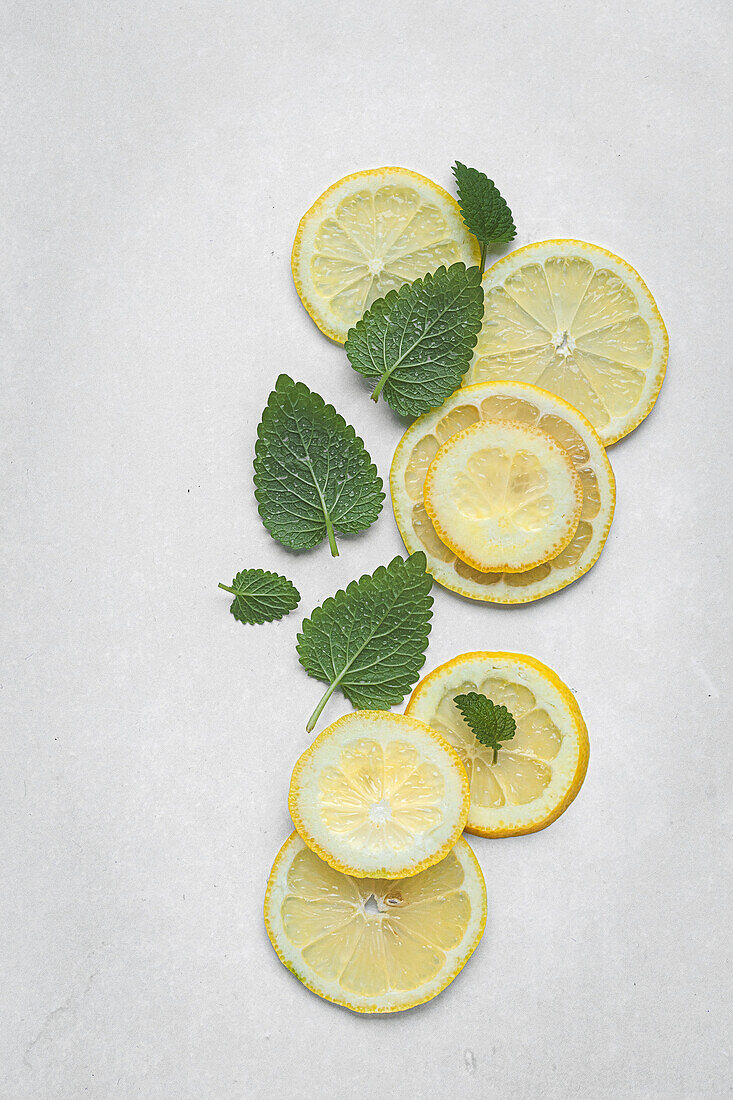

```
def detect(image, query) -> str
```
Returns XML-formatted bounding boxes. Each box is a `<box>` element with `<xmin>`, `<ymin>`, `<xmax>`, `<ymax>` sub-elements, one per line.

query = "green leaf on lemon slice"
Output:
<box><xmin>344</xmin><ymin>263</ymin><xmax>484</xmax><ymax>417</ymax></box>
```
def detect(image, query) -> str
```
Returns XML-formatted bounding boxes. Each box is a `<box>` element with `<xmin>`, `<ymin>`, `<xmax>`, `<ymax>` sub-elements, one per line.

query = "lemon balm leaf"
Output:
<box><xmin>253</xmin><ymin>375</ymin><xmax>384</xmax><ymax>557</ymax></box>
<box><xmin>452</xmin><ymin>163</ymin><xmax>516</xmax><ymax>272</ymax></box>
<box><xmin>344</xmin><ymin>263</ymin><xmax>484</xmax><ymax>417</ymax></box>
<box><xmin>454</xmin><ymin>692</ymin><xmax>516</xmax><ymax>764</ymax></box>
<box><xmin>218</xmin><ymin>568</ymin><xmax>300</xmax><ymax>625</ymax></box>
<box><xmin>297</xmin><ymin>552</ymin><xmax>434</xmax><ymax>732</ymax></box>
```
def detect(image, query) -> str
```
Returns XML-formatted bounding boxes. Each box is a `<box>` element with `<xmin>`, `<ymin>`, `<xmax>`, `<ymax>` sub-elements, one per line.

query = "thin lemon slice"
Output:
<box><xmin>423</xmin><ymin>419</ymin><xmax>582</xmax><ymax>573</ymax></box>
<box><xmin>292</xmin><ymin>167</ymin><xmax>480</xmax><ymax>343</ymax></box>
<box><xmin>466</xmin><ymin>240</ymin><xmax>668</xmax><ymax>444</ymax></box>
<box><xmin>288</xmin><ymin>711</ymin><xmax>469</xmax><ymax>879</ymax></box>
<box><xmin>264</xmin><ymin>832</ymin><xmax>486</xmax><ymax>1013</ymax></box>
<box><xmin>390</xmin><ymin>380</ymin><xmax>615</xmax><ymax>603</ymax></box>
<box><xmin>407</xmin><ymin>652</ymin><xmax>588</xmax><ymax>836</ymax></box>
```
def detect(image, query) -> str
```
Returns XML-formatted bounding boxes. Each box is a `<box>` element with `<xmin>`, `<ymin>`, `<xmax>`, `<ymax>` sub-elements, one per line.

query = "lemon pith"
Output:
<box><xmin>423</xmin><ymin>418</ymin><xmax>583</xmax><ymax>573</ymax></box>
<box><xmin>264</xmin><ymin>832</ymin><xmax>487</xmax><ymax>1013</ymax></box>
<box><xmin>467</xmin><ymin>240</ymin><xmax>668</xmax><ymax>445</ymax></box>
<box><xmin>390</xmin><ymin>380</ymin><xmax>615</xmax><ymax>603</ymax></box>
<box><xmin>407</xmin><ymin>652</ymin><xmax>589</xmax><ymax>837</ymax></box>
<box><xmin>292</xmin><ymin>167</ymin><xmax>481</xmax><ymax>343</ymax></box>
<box><xmin>288</xmin><ymin>711</ymin><xmax>470</xmax><ymax>879</ymax></box>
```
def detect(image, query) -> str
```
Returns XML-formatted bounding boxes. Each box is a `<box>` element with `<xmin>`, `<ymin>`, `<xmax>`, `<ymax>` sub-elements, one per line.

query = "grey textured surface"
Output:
<box><xmin>1</xmin><ymin>2</ymin><xmax>731</xmax><ymax>1097</ymax></box>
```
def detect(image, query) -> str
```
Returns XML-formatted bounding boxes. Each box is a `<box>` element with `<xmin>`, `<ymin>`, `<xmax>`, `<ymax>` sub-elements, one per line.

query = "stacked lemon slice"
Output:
<box><xmin>391</xmin><ymin>380</ymin><xmax>615</xmax><ymax>602</ymax></box>
<box><xmin>265</xmin><ymin>711</ymin><xmax>487</xmax><ymax>1013</ymax></box>
<box><xmin>265</xmin><ymin>657</ymin><xmax>587</xmax><ymax>1011</ymax></box>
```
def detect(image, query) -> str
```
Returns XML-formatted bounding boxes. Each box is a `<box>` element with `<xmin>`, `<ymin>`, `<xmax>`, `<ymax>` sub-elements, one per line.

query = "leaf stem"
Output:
<box><xmin>324</xmin><ymin>512</ymin><xmax>339</xmax><ymax>557</ymax></box>
<box><xmin>218</xmin><ymin>583</ymin><xmax>236</xmax><ymax>594</ymax></box>
<box><xmin>306</xmin><ymin>679</ymin><xmax>341</xmax><ymax>733</ymax></box>
<box><xmin>479</xmin><ymin>241</ymin><xmax>488</xmax><ymax>275</ymax></box>
<box><xmin>310</xmin><ymin>466</ymin><xmax>339</xmax><ymax>557</ymax></box>
<box><xmin>371</xmin><ymin>372</ymin><xmax>388</xmax><ymax>404</ymax></box>
<box><xmin>492</xmin><ymin>747</ymin><xmax>498</xmax><ymax>765</ymax></box>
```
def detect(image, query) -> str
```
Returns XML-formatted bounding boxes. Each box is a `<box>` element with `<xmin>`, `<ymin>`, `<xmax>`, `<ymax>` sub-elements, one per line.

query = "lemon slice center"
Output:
<box><xmin>318</xmin><ymin>738</ymin><xmax>445</xmax><ymax>853</ymax></box>
<box><xmin>553</xmin><ymin>329</ymin><xmax>575</xmax><ymax>357</ymax></box>
<box><xmin>363</xmin><ymin>893</ymin><xmax>381</xmax><ymax>915</ymax></box>
<box><xmin>368</xmin><ymin>799</ymin><xmax>392</xmax><ymax>823</ymax></box>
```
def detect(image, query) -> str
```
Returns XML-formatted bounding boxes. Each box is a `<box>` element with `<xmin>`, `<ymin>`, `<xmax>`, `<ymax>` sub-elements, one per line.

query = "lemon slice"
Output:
<box><xmin>264</xmin><ymin>832</ymin><xmax>486</xmax><ymax>1013</ymax></box>
<box><xmin>466</xmin><ymin>240</ymin><xmax>668</xmax><ymax>444</ymax></box>
<box><xmin>390</xmin><ymin>380</ymin><xmax>615</xmax><ymax>603</ymax></box>
<box><xmin>292</xmin><ymin>167</ymin><xmax>480</xmax><ymax>343</ymax></box>
<box><xmin>423</xmin><ymin>419</ymin><xmax>582</xmax><ymax>573</ymax></box>
<box><xmin>288</xmin><ymin>711</ymin><xmax>469</xmax><ymax>879</ymax></box>
<box><xmin>407</xmin><ymin>652</ymin><xmax>588</xmax><ymax>836</ymax></box>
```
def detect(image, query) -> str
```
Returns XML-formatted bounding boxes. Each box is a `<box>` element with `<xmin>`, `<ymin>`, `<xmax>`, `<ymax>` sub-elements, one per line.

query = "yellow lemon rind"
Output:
<box><xmin>407</xmin><ymin>651</ymin><xmax>589</xmax><ymax>837</ymax></box>
<box><xmin>423</xmin><ymin>418</ymin><xmax>584</xmax><ymax>574</ymax></box>
<box><xmin>292</xmin><ymin>166</ymin><xmax>481</xmax><ymax>344</ymax></box>
<box><xmin>264</xmin><ymin>831</ymin><xmax>487</xmax><ymax>1014</ymax></box>
<box><xmin>288</xmin><ymin>710</ymin><xmax>470</xmax><ymax>879</ymax></box>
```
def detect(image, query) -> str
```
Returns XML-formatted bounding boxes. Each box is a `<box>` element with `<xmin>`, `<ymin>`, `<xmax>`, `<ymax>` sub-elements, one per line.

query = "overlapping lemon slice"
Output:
<box><xmin>292</xmin><ymin>167</ymin><xmax>480</xmax><ymax>343</ymax></box>
<box><xmin>390</xmin><ymin>380</ymin><xmax>615</xmax><ymax>603</ymax></box>
<box><xmin>423</xmin><ymin>419</ymin><xmax>582</xmax><ymax>573</ymax></box>
<box><xmin>265</xmin><ymin>832</ymin><xmax>486</xmax><ymax>1013</ymax></box>
<box><xmin>288</xmin><ymin>711</ymin><xmax>469</xmax><ymax>879</ymax></box>
<box><xmin>407</xmin><ymin>652</ymin><xmax>588</xmax><ymax>836</ymax></box>
<box><xmin>466</xmin><ymin>240</ymin><xmax>668</xmax><ymax>444</ymax></box>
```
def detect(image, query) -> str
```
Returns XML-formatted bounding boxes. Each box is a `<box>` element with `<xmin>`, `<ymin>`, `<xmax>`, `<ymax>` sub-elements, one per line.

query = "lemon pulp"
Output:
<box><xmin>292</xmin><ymin>168</ymin><xmax>480</xmax><ymax>342</ymax></box>
<box><xmin>424</xmin><ymin>418</ymin><xmax>582</xmax><ymax>573</ymax></box>
<box><xmin>467</xmin><ymin>240</ymin><xmax>668</xmax><ymax>444</ymax></box>
<box><xmin>318</xmin><ymin>738</ymin><xmax>445</xmax><ymax>852</ymax></box>
<box><xmin>265</xmin><ymin>832</ymin><xmax>486</xmax><ymax>1012</ymax></box>
<box><xmin>288</xmin><ymin>711</ymin><xmax>469</xmax><ymax>878</ymax></box>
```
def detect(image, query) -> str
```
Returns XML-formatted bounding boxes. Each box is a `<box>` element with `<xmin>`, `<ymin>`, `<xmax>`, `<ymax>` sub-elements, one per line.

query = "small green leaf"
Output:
<box><xmin>454</xmin><ymin>692</ymin><xmax>516</xmax><ymax>764</ymax></box>
<box><xmin>218</xmin><ymin>568</ymin><xmax>300</xmax><ymax>625</ymax></box>
<box><xmin>297</xmin><ymin>552</ymin><xmax>433</xmax><ymax>732</ymax></box>
<box><xmin>452</xmin><ymin>163</ymin><xmax>516</xmax><ymax>272</ymax></box>
<box><xmin>253</xmin><ymin>374</ymin><xmax>384</xmax><ymax>556</ymax></box>
<box><xmin>344</xmin><ymin>263</ymin><xmax>484</xmax><ymax>418</ymax></box>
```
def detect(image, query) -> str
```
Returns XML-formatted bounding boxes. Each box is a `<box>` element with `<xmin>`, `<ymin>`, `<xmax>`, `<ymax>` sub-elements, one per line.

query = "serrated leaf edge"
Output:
<box><xmin>344</xmin><ymin>265</ymin><xmax>484</xmax><ymax>417</ymax></box>
<box><xmin>223</xmin><ymin>567</ymin><xmax>301</xmax><ymax>626</ymax></box>
<box><xmin>253</xmin><ymin>373</ymin><xmax>384</xmax><ymax>551</ymax></box>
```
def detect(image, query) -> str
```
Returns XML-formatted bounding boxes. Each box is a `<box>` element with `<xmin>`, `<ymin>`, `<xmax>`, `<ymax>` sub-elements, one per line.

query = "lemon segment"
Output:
<box><xmin>467</xmin><ymin>240</ymin><xmax>668</xmax><ymax>444</ymax></box>
<box><xmin>288</xmin><ymin>711</ymin><xmax>470</xmax><ymax>879</ymax></box>
<box><xmin>407</xmin><ymin>652</ymin><xmax>589</xmax><ymax>836</ymax></box>
<box><xmin>264</xmin><ymin>832</ymin><xmax>486</xmax><ymax>1013</ymax></box>
<box><xmin>292</xmin><ymin>168</ymin><xmax>481</xmax><ymax>343</ymax></box>
<box><xmin>390</xmin><ymin>380</ymin><xmax>615</xmax><ymax>603</ymax></box>
<box><xmin>423</xmin><ymin>419</ymin><xmax>582</xmax><ymax>573</ymax></box>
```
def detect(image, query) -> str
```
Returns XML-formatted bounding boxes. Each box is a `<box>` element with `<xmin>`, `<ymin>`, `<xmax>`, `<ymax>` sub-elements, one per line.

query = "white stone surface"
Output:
<box><xmin>1</xmin><ymin>2</ymin><xmax>730</xmax><ymax>1097</ymax></box>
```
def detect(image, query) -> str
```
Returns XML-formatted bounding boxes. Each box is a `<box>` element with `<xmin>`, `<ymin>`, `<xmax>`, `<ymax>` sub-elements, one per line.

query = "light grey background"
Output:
<box><xmin>2</xmin><ymin>1</ymin><xmax>731</xmax><ymax>1097</ymax></box>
